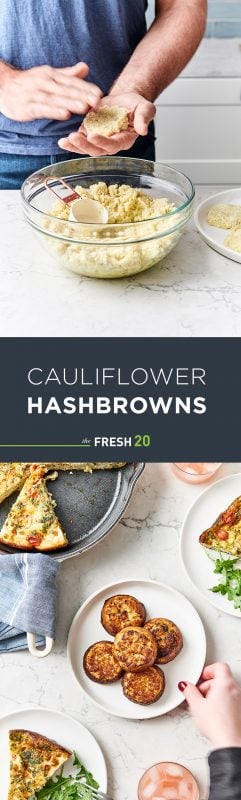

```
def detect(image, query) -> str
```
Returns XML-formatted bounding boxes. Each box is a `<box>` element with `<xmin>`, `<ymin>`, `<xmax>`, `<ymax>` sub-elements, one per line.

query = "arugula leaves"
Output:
<box><xmin>210</xmin><ymin>555</ymin><xmax>241</xmax><ymax>609</ymax></box>
<box><xmin>35</xmin><ymin>752</ymin><xmax>99</xmax><ymax>800</ymax></box>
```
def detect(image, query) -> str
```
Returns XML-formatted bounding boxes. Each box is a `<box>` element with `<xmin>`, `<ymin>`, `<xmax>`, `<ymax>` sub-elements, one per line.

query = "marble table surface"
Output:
<box><xmin>1</xmin><ymin>186</ymin><xmax>241</xmax><ymax>338</ymax></box>
<box><xmin>1</xmin><ymin>461</ymin><xmax>241</xmax><ymax>800</ymax></box>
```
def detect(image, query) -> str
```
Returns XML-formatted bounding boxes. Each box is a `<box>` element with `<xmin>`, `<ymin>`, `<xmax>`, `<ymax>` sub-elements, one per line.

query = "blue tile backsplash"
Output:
<box><xmin>146</xmin><ymin>1</ymin><xmax>241</xmax><ymax>37</ymax></box>
<box><xmin>206</xmin><ymin>0</ymin><xmax>241</xmax><ymax>36</ymax></box>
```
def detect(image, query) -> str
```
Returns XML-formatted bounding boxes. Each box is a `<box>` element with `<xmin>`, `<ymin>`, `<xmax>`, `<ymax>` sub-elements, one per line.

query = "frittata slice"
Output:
<box><xmin>8</xmin><ymin>729</ymin><xmax>71</xmax><ymax>800</ymax></box>
<box><xmin>0</xmin><ymin>463</ymin><xmax>30</xmax><ymax>504</ymax></box>
<box><xmin>199</xmin><ymin>495</ymin><xmax>241</xmax><ymax>556</ymax></box>
<box><xmin>0</xmin><ymin>469</ymin><xmax>68</xmax><ymax>551</ymax></box>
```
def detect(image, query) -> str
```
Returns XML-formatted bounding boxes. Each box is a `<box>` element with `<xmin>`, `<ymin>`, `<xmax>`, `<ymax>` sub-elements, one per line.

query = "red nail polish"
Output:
<box><xmin>178</xmin><ymin>681</ymin><xmax>187</xmax><ymax>692</ymax></box>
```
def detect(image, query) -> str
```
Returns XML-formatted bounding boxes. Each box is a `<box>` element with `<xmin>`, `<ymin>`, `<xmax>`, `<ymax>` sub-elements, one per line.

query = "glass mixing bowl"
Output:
<box><xmin>21</xmin><ymin>157</ymin><xmax>195</xmax><ymax>279</ymax></box>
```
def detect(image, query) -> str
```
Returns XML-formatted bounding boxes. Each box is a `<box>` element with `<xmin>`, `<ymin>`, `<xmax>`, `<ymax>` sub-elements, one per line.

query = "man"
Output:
<box><xmin>0</xmin><ymin>0</ymin><xmax>207</xmax><ymax>188</ymax></box>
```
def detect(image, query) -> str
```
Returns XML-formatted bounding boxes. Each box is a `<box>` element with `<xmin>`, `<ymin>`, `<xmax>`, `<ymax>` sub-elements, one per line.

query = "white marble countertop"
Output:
<box><xmin>1</xmin><ymin>186</ymin><xmax>241</xmax><ymax>337</ymax></box>
<box><xmin>1</xmin><ymin>462</ymin><xmax>241</xmax><ymax>800</ymax></box>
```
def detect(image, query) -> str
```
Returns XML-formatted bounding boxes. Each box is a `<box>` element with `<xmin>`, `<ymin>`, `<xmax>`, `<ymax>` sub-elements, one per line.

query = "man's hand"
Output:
<box><xmin>58</xmin><ymin>92</ymin><xmax>156</xmax><ymax>156</ymax></box>
<box><xmin>0</xmin><ymin>61</ymin><xmax>103</xmax><ymax>121</ymax></box>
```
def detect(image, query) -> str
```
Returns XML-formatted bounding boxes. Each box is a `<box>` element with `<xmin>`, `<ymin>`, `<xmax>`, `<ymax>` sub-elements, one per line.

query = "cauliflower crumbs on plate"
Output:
<box><xmin>207</xmin><ymin>204</ymin><xmax>241</xmax><ymax>231</ymax></box>
<box><xmin>224</xmin><ymin>229</ymin><xmax>241</xmax><ymax>253</ymax></box>
<box><xmin>207</xmin><ymin>203</ymin><xmax>241</xmax><ymax>254</ymax></box>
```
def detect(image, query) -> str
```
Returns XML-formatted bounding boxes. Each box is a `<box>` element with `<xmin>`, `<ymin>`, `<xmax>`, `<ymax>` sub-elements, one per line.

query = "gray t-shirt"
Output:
<box><xmin>0</xmin><ymin>0</ymin><xmax>147</xmax><ymax>154</ymax></box>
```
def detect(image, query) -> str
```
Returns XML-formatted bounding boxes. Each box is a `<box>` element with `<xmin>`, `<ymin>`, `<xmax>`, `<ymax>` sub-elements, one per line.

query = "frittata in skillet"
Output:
<box><xmin>0</xmin><ymin>462</ymin><xmax>125</xmax><ymax>509</ymax></box>
<box><xmin>48</xmin><ymin>462</ymin><xmax>125</xmax><ymax>472</ymax></box>
<box><xmin>0</xmin><ymin>462</ymin><xmax>126</xmax><ymax>552</ymax></box>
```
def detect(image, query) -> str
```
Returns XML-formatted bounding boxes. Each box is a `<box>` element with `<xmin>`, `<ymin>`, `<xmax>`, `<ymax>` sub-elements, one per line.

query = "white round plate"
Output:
<box><xmin>195</xmin><ymin>187</ymin><xmax>241</xmax><ymax>263</ymax></box>
<box><xmin>0</xmin><ymin>707</ymin><xmax>107</xmax><ymax>800</ymax></box>
<box><xmin>180</xmin><ymin>472</ymin><xmax>241</xmax><ymax>617</ymax></box>
<box><xmin>67</xmin><ymin>578</ymin><xmax>206</xmax><ymax>720</ymax></box>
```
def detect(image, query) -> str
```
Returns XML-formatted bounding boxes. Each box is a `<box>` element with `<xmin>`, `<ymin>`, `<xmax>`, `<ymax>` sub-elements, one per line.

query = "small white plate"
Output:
<box><xmin>67</xmin><ymin>578</ymin><xmax>206</xmax><ymax>720</ymax></box>
<box><xmin>180</xmin><ymin>472</ymin><xmax>241</xmax><ymax>617</ymax></box>
<box><xmin>195</xmin><ymin>187</ymin><xmax>241</xmax><ymax>263</ymax></box>
<box><xmin>0</xmin><ymin>706</ymin><xmax>107</xmax><ymax>800</ymax></box>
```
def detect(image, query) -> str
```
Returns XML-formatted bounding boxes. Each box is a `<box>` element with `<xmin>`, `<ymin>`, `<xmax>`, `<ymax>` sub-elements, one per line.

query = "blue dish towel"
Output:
<box><xmin>0</xmin><ymin>553</ymin><xmax>60</xmax><ymax>652</ymax></box>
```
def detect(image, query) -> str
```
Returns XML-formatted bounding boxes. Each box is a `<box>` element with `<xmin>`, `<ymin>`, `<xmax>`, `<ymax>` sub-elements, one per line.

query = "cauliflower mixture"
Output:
<box><xmin>50</xmin><ymin>182</ymin><xmax>176</xmax><ymax>225</ymax></box>
<box><xmin>41</xmin><ymin>182</ymin><xmax>183</xmax><ymax>279</ymax></box>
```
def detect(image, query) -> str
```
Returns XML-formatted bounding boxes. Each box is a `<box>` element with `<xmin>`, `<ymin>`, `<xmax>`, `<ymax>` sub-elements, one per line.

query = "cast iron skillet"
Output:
<box><xmin>0</xmin><ymin>463</ymin><xmax>144</xmax><ymax>561</ymax></box>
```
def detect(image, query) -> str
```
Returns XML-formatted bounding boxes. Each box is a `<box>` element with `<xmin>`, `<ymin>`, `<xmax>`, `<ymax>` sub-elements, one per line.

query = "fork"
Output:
<box><xmin>85</xmin><ymin>785</ymin><xmax>113</xmax><ymax>800</ymax></box>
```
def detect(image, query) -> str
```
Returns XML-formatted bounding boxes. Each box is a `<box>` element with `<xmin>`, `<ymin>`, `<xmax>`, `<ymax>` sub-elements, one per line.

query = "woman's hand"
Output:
<box><xmin>58</xmin><ymin>91</ymin><xmax>156</xmax><ymax>156</ymax></box>
<box><xmin>179</xmin><ymin>662</ymin><xmax>241</xmax><ymax>749</ymax></box>
<box><xmin>0</xmin><ymin>61</ymin><xmax>102</xmax><ymax>121</ymax></box>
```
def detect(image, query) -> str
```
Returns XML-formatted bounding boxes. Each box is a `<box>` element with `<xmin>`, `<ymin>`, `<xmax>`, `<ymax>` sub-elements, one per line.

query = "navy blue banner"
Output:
<box><xmin>0</xmin><ymin>337</ymin><xmax>238</xmax><ymax>461</ymax></box>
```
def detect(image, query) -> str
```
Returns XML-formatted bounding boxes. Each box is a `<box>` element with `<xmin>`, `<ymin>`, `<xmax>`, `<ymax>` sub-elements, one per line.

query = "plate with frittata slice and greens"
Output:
<box><xmin>0</xmin><ymin>707</ymin><xmax>107</xmax><ymax>800</ymax></box>
<box><xmin>180</xmin><ymin>472</ymin><xmax>241</xmax><ymax>617</ymax></box>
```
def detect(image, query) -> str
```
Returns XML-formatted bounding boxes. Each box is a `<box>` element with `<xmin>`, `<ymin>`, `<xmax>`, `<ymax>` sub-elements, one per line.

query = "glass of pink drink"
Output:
<box><xmin>138</xmin><ymin>761</ymin><xmax>199</xmax><ymax>800</ymax></box>
<box><xmin>171</xmin><ymin>463</ymin><xmax>221</xmax><ymax>484</ymax></box>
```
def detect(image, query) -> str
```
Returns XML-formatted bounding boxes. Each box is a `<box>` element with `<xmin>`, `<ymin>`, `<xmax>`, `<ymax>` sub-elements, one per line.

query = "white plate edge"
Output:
<box><xmin>0</xmin><ymin>705</ymin><xmax>107</xmax><ymax>790</ymax></box>
<box><xmin>194</xmin><ymin>188</ymin><xmax>241</xmax><ymax>263</ymax></box>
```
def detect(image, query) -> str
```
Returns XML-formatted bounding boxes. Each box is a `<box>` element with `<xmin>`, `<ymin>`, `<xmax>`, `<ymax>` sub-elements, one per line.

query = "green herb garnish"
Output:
<box><xmin>35</xmin><ymin>752</ymin><xmax>99</xmax><ymax>800</ymax></box>
<box><xmin>210</xmin><ymin>555</ymin><xmax>241</xmax><ymax>609</ymax></box>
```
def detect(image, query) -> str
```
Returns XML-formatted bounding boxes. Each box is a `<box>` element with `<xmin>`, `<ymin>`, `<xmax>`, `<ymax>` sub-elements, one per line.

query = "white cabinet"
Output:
<box><xmin>156</xmin><ymin>77</ymin><xmax>241</xmax><ymax>183</ymax></box>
